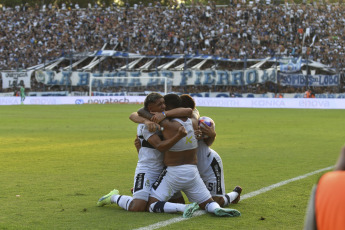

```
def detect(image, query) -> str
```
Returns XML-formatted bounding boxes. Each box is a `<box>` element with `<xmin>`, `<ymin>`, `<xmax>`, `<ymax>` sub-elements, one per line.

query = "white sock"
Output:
<box><xmin>149</xmin><ymin>201</ymin><xmax>186</xmax><ymax>213</ymax></box>
<box><xmin>163</xmin><ymin>202</ymin><xmax>186</xmax><ymax>213</ymax></box>
<box><xmin>205</xmin><ymin>201</ymin><xmax>221</xmax><ymax>214</ymax></box>
<box><xmin>111</xmin><ymin>195</ymin><xmax>133</xmax><ymax>211</ymax></box>
<box><xmin>223</xmin><ymin>191</ymin><xmax>238</xmax><ymax>206</ymax></box>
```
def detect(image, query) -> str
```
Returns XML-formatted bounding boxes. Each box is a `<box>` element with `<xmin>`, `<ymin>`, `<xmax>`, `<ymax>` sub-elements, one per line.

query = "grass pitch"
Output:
<box><xmin>0</xmin><ymin>104</ymin><xmax>344</xmax><ymax>230</ymax></box>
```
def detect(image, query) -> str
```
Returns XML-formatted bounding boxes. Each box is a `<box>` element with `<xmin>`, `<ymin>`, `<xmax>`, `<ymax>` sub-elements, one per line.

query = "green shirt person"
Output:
<box><xmin>20</xmin><ymin>85</ymin><xmax>25</xmax><ymax>104</ymax></box>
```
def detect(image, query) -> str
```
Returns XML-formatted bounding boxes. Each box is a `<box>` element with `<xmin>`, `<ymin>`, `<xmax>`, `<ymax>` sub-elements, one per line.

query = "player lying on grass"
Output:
<box><xmin>137</xmin><ymin>93</ymin><xmax>241</xmax><ymax>217</ymax></box>
<box><xmin>97</xmin><ymin>93</ymin><xmax>199</xmax><ymax>218</ymax></box>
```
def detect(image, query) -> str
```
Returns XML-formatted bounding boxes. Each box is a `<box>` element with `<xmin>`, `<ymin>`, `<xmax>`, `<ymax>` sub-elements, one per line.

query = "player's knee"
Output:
<box><xmin>128</xmin><ymin>199</ymin><xmax>147</xmax><ymax>212</ymax></box>
<box><xmin>128</xmin><ymin>205</ymin><xmax>146</xmax><ymax>212</ymax></box>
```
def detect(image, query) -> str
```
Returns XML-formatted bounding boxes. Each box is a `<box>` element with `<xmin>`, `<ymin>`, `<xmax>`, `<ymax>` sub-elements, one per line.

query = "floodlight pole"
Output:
<box><xmin>306</xmin><ymin>50</ymin><xmax>309</xmax><ymax>90</ymax></box>
<box><xmin>164</xmin><ymin>77</ymin><xmax>167</xmax><ymax>95</ymax></box>
<box><xmin>89</xmin><ymin>75</ymin><xmax>92</xmax><ymax>97</ymax></box>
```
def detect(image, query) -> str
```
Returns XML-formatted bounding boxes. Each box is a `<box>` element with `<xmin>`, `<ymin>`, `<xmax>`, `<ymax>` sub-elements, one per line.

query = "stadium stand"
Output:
<box><xmin>0</xmin><ymin>2</ymin><xmax>344</xmax><ymax>95</ymax></box>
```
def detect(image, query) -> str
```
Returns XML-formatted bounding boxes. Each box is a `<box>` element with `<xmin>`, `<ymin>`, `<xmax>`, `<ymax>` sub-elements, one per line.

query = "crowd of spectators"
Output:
<box><xmin>1</xmin><ymin>1</ymin><xmax>345</xmax><ymax>71</ymax></box>
<box><xmin>1</xmin><ymin>1</ymin><xmax>345</xmax><ymax>95</ymax></box>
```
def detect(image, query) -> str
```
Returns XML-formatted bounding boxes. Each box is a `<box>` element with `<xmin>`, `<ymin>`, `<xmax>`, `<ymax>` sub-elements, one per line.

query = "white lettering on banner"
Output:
<box><xmin>1</xmin><ymin>71</ymin><xmax>33</xmax><ymax>89</ymax></box>
<box><xmin>299</xmin><ymin>100</ymin><xmax>330</xmax><ymax>108</ymax></box>
<box><xmin>251</xmin><ymin>99</ymin><xmax>286</xmax><ymax>107</ymax></box>
<box><xmin>0</xmin><ymin>96</ymin><xmax>345</xmax><ymax>109</ymax></box>
<box><xmin>279</xmin><ymin>74</ymin><xmax>339</xmax><ymax>87</ymax></box>
<box><xmin>0</xmin><ymin>97</ymin><xmax>20</xmax><ymax>105</ymax></box>
<box><xmin>35</xmin><ymin>69</ymin><xmax>277</xmax><ymax>87</ymax></box>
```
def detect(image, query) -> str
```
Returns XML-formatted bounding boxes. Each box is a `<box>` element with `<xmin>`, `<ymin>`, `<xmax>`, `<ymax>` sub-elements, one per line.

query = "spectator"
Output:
<box><xmin>304</xmin><ymin>146</ymin><xmax>345</xmax><ymax>230</ymax></box>
<box><xmin>0</xmin><ymin>3</ymin><xmax>345</xmax><ymax>71</ymax></box>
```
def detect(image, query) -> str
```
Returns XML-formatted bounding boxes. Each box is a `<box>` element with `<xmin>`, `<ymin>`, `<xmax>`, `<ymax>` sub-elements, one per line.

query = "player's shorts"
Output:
<box><xmin>150</xmin><ymin>164</ymin><xmax>212</xmax><ymax>204</ymax></box>
<box><xmin>132</xmin><ymin>167</ymin><xmax>162</xmax><ymax>201</ymax></box>
<box><xmin>199</xmin><ymin>153</ymin><xmax>226</xmax><ymax>197</ymax></box>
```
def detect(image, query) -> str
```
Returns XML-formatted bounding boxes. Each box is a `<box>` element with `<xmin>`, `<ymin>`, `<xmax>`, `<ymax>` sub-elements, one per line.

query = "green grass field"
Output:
<box><xmin>1</xmin><ymin>104</ymin><xmax>344</xmax><ymax>230</ymax></box>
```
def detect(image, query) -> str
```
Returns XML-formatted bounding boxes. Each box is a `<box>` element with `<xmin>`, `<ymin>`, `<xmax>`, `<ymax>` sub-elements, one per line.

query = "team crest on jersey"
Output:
<box><xmin>145</xmin><ymin>179</ymin><xmax>150</xmax><ymax>188</ymax></box>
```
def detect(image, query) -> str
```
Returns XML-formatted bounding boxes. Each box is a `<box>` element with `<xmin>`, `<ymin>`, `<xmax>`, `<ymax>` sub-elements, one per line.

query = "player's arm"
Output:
<box><xmin>137</xmin><ymin>108</ymin><xmax>176</xmax><ymax>132</ymax></box>
<box><xmin>134</xmin><ymin>135</ymin><xmax>141</xmax><ymax>153</ymax></box>
<box><xmin>147</xmin><ymin>126</ymin><xmax>187</xmax><ymax>152</ymax></box>
<box><xmin>192</xmin><ymin>108</ymin><xmax>200</xmax><ymax>120</ymax></box>
<box><xmin>200</xmin><ymin>121</ymin><xmax>216</xmax><ymax>146</ymax></box>
<box><xmin>129</xmin><ymin>112</ymin><xmax>159</xmax><ymax>132</ymax></box>
<box><xmin>151</xmin><ymin>108</ymin><xmax>193</xmax><ymax>123</ymax></box>
<box><xmin>137</xmin><ymin>107</ymin><xmax>153</xmax><ymax>120</ymax></box>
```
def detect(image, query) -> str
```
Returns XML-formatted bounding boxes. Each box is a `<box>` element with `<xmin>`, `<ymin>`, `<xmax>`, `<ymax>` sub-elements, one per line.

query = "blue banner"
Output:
<box><xmin>279</xmin><ymin>74</ymin><xmax>339</xmax><ymax>87</ymax></box>
<box><xmin>35</xmin><ymin>69</ymin><xmax>277</xmax><ymax>87</ymax></box>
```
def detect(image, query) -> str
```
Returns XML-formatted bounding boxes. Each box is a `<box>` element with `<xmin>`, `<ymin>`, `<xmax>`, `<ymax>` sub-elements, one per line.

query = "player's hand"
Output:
<box><xmin>178</xmin><ymin>126</ymin><xmax>187</xmax><ymax>137</ymax></box>
<box><xmin>194</xmin><ymin>129</ymin><xmax>203</xmax><ymax>140</ymax></box>
<box><xmin>144</xmin><ymin>120</ymin><xmax>158</xmax><ymax>132</ymax></box>
<box><xmin>150</xmin><ymin>112</ymin><xmax>166</xmax><ymax>123</ymax></box>
<box><xmin>134</xmin><ymin>135</ymin><xmax>141</xmax><ymax>153</ymax></box>
<box><xmin>199</xmin><ymin>121</ymin><xmax>216</xmax><ymax>138</ymax></box>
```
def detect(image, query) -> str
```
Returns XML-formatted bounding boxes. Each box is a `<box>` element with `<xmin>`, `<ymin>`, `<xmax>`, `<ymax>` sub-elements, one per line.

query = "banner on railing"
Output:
<box><xmin>1</xmin><ymin>71</ymin><xmax>33</xmax><ymax>89</ymax></box>
<box><xmin>279</xmin><ymin>73</ymin><xmax>339</xmax><ymax>87</ymax></box>
<box><xmin>35</xmin><ymin>69</ymin><xmax>277</xmax><ymax>87</ymax></box>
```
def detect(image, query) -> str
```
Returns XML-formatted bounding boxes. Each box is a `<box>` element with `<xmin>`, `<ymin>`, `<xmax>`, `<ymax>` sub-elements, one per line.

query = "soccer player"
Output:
<box><xmin>180</xmin><ymin>94</ymin><xmax>242</xmax><ymax>207</ymax></box>
<box><xmin>141</xmin><ymin>93</ymin><xmax>241</xmax><ymax>217</ymax></box>
<box><xmin>97</xmin><ymin>93</ymin><xmax>198</xmax><ymax>217</ymax></box>
<box><xmin>20</xmin><ymin>84</ymin><xmax>25</xmax><ymax>105</ymax></box>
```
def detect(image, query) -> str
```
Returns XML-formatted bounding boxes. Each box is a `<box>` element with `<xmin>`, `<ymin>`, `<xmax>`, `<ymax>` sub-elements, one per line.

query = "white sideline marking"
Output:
<box><xmin>133</xmin><ymin>166</ymin><xmax>333</xmax><ymax>230</ymax></box>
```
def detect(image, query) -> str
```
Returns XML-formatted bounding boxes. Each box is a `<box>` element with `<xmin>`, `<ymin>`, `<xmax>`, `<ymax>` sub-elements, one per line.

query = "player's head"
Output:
<box><xmin>180</xmin><ymin>94</ymin><xmax>195</xmax><ymax>110</ymax></box>
<box><xmin>144</xmin><ymin>92</ymin><xmax>165</xmax><ymax>112</ymax></box>
<box><xmin>164</xmin><ymin>93</ymin><xmax>181</xmax><ymax>111</ymax></box>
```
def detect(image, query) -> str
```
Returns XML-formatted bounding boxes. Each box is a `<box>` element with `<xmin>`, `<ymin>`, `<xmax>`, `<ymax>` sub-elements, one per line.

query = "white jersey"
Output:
<box><xmin>197</xmin><ymin>140</ymin><xmax>225</xmax><ymax>196</ymax></box>
<box><xmin>197</xmin><ymin>140</ymin><xmax>215</xmax><ymax>175</ymax></box>
<box><xmin>133</xmin><ymin>124</ymin><xmax>164</xmax><ymax>201</ymax></box>
<box><xmin>136</xmin><ymin>124</ymin><xmax>164</xmax><ymax>171</ymax></box>
<box><xmin>169</xmin><ymin>118</ymin><xmax>198</xmax><ymax>151</ymax></box>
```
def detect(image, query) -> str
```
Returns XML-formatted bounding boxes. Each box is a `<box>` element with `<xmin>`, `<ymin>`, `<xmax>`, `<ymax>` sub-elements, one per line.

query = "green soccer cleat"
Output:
<box><xmin>97</xmin><ymin>189</ymin><xmax>119</xmax><ymax>207</ymax></box>
<box><xmin>214</xmin><ymin>207</ymin><xmax>241</xmax><ymax>217</ymax></box>
<box><xmin>183</xmin><ymin>202</ymin><xmax>199</xmax><ymax>218</ymax></box>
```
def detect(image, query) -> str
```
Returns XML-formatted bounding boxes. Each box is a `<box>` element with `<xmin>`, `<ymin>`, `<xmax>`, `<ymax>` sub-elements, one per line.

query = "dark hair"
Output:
<box><xmin>180</xmin><ymin>94</ymin><xmax>195</xmax><ymax>110</ymax></box>
<box><xmin>164</xmin><ymin>94</ymin><xmax>181</xmax><ymax>110</ymax></box>
<box><xmin>144</xmin><ymin>92</ymin><xmax>163</xmax><ymax>109</ymax></box>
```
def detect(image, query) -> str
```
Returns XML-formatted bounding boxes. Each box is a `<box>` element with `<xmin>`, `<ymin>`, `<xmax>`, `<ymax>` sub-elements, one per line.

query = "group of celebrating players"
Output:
<box><xmin>96</xmin><ymin>92</ymin><xmax>242</xmax><ymax>218</ymax></box>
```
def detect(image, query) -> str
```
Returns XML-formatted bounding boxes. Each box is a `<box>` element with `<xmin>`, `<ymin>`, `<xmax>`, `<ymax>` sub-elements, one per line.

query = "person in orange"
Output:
<box><xmin>304</xmin><ymin>89</ymin><xmax>311</xmax><ymax>98</ymax></box>
<box><xmin>304</xmin><ymin>145</ymin><xmax>345</xmax><ymax>230</ymax></box>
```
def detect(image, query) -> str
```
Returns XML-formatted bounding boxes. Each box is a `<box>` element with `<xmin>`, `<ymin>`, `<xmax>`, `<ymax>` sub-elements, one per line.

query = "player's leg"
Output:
<box><xmin>96</xmin><ymin>171</ymin><xmax>152</xmax><ymax>212</ymax></box>
<box><xmin>147</xmin><ymin>166</ymin><xmax>198</xmax><ymax>217</ymax></box>
<box><xmin>183</xmin><ymin>165</ymin><xmax>240</xmax><ymax>217</ymax></box>
<box><xmin>169</xmin><ymin>191</ymin><xmax>185</xmax><ymax>204</ymax></box>
<box><xmin>203</xmin><ymin>154</ymin><xmax>242</xmax><ymax>206</ymax></box>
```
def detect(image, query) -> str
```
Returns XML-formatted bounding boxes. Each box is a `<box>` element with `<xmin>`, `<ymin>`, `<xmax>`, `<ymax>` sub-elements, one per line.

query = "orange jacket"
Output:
<box><xmin>315</xmin><ymin>171</ymin><xmax>345</xmax><ymax>230</ymax></box>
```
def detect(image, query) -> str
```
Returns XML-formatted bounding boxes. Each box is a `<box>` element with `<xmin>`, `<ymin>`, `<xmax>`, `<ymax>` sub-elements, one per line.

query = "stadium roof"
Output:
<box><xmin>31</xmin><ymin>49</ymin><xmax>336</xmax><ymax>74</ymax></box>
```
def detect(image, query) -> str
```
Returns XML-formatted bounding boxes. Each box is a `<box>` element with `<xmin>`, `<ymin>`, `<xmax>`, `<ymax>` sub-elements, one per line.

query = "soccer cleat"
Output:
<box><xmin>97</xmin><ymin>189</ymin><xmax>119</xmax><ymax>207</ymax></box>
<box><xmin>231</xmin><ymin>186</ymin><xmax>242</xmax><ymax>204</ymax></box>
<box><xmin>214</xmin><ymin>207</ymin><xmax>241</xmax><ymax>217</ymax></box>
<box><xmin>183</xmin><ymin>202</ymin><xmax>199</xmax><ymax>218</ymax></box>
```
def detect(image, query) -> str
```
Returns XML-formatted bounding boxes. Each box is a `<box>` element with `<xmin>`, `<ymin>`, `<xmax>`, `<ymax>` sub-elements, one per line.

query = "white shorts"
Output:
<box><xmin>150</xmin><ymin>165</ymin><xmax>212</xmax><ymax>204</ymax></box>
<box><xmin>200</xmin><ymin>153</ymin><xmax>226</xmax><ymax>197</ymax></box>
<box><xmin>132</xmin><ymin>166</ymin><xmax>162</xmax><ymax>201</ymax></box>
